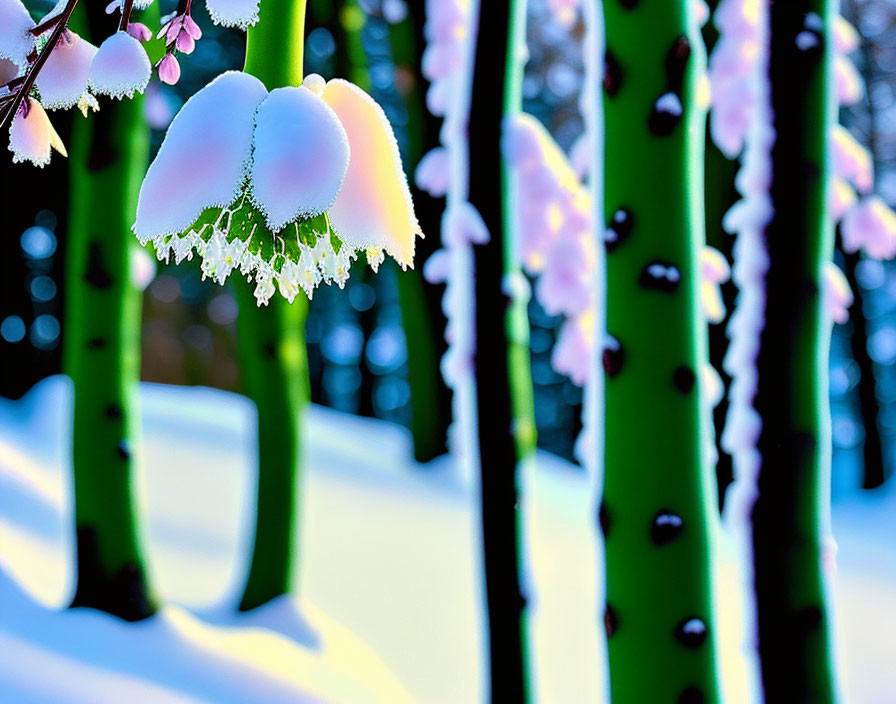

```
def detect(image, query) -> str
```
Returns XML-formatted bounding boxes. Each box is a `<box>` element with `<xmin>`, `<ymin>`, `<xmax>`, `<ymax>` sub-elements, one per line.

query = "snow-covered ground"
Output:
<box><xmin>0</xmin><ymin>376</ymin><xmax>893</xmax><ymax>702</ymax></box>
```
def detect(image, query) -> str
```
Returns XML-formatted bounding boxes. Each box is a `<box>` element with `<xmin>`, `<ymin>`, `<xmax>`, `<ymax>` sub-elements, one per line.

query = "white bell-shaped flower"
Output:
<box><xmin>88</xmin><ymin>31</ymin><xmax>151</xmax><ymax>100</ymax></box>
<box><xmin>823</xmin><ymin>262</ymin><xmax>852</xmax><ymax>325</ymax></box>
<box><xmin>205</xmin><ymin>0</ymin><xmax>260</xmax><ymax>29</ymax></box>
<box><xmin>250</xmin><ymin>85</ymin><xmax>349</xmax><ymax>231</ymax></box>
<box><xmin>8</xmin><ymin>99</ymin><xmax>66</xmax><ymax>167</ymax></box>
<box><xmin>134</xmin><ymin>71</ymin><xmax>268</xmax><ymax>241</ymax></box>
<box><xmin>35</xmin><ymin>31</ymin><xmax>97</xmax><ymax>110</ymax></box>
<box><xmin>0</xmin><ymin>0</ymin><xmax>35</xmax><ymax>70</ymax></box>
<box><xmin>322</xmin><ymin>78</ymin><xmax>423</xmax><ymax>268</ymax></box>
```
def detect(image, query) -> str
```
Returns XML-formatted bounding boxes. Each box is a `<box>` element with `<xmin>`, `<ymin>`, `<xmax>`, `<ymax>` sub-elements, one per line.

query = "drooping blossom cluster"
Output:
<box><xmin>1</xmin><ymin>0</ymin><xmax>154</xmax><ymax>166</ymax></box>
<box><xmin>134</xmin><ymin>71</ymin><xmax>422</xmax><ymax>306</ymax></box>
<box><xmin>416</xmin><ymin>0</ymin><xmax>480</xmax><ymax>471</ymax></box>
<box><xmin>154</xmin><ymin>9</ymin><xmax>203</xmax><ymax>86</ymax></box>
<box><xmin>504</xmin><ymin>111</ymin><xmax>732</xmax><ymax>390</ymax></box>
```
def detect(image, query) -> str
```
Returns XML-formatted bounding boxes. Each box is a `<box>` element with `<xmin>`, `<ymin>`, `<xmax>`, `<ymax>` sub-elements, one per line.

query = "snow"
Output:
<box><xmin>34</xmin><ymin>32</ymin><xmax>97</xmax><ymax>111</ymax></box>
<box><xmin>0</xmin><ymin>0</ymin><xmax>35</xmax><ymax>71</ymax></box>
<box><xmin>250</xmin><ymin>86</ymin><xmax>349</xmax><ymax>232</ymax></box>
<box><xmin>88</xmin><ymin>31</ymin><xmax>151</xmax><ymax>100</ymax></box>
<box><xmin>0</xmin><ymin>377</ymin><xmax>894</xmax><ymax>703</ymax></box>
<box><xmin>322</xmin><ymin>79</ymin><xmax>423</xmax><ymax>269</ymax></box>
<box><xmin>841</xmin><ymin>196</ymin><xmax>896</xmax><ymax>260</ymax></box>
<box><xmin>204</xmin><ymin>0</ymin><xmax>260</xmax><ymax>30</ymax></box>
<box><xmin>134</xmin><ymin>71</ymin><xmax>268</xmax><ymax>241</ymax></box>
<box><xmin>414</xmin><ymin>147</ymin><xmax>450</xmax><ymax>198</ymax></box>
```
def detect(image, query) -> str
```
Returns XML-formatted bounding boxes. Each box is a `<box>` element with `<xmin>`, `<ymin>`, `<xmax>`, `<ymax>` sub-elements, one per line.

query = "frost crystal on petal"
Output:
<box><xmin>135</xmin><ymin>71</ymin><xmax>268</xmax><ymax>241</ymax></box>
<box><xmin>205</xmin><ymin>0</ymin><xmax>260</xmax><ymax>29</ymax></box>
<box><xmin>36</xmin><ymin>32</ymin><xmax>97</xmax><ymax>110</ymax></box>
<box><xmin>0</xmin><ymin>0</ymin><xmax>35</xmax><ymax>70</ymax></box>
<box><xmin>322</xmin><ymin>78</ymin><xmax>423</xmax><ymax>268</ymax></box>
<box><xmin>88</xmin><ymin>31</ymin><xmax>151</xmax><ymax>99</ymax></box>
<box><xmin>250</xmin><ymin>86</ymin><xmax>349</xmax><ymax>232</ymax></box>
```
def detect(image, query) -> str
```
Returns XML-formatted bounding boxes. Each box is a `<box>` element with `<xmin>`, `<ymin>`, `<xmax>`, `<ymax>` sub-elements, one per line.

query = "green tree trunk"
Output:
<box><xmin>64</xmin><ymin>3</ymin><xmax>159</xmax><ymax>621</ymax></box>
<box><xmin>468</xmin><ymin>0</ymin><xmax>537</xmax><ymax>700</ymax></box>
<box><xmin>752</xmin><ymin>1</ymin><xmax>840</xmax><ymax>699</ymax></box>
<box><xmin>601</xmin><ymin>1</ymin><xmax>722</xmax><ymax>701</ymax></box>
<box><xmin>237</xmin><ymin>0</ymin><xmax>311</xmax><ymax>612</ymax></box>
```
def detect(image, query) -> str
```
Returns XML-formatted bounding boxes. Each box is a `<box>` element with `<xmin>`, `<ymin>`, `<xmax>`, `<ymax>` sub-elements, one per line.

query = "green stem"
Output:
<box><xmin>64</xmin><ymin>2</ymin><xmax>160</xmax><ymax>622</ymax></box>
<box><xmin>601</xmin><ymin>1</ymin><xmax>721</xmax><ymax>701</ymax></box>
<box><xmin>469</xmin><ymin>0</ymin><xmax>536</xmax><ymax>700</ymax></box>
<box><xmin>237</xmin><ymin>0</ymin><xmax>310</xmax><ymax>611</ymax></box>
<box><xmin>752</xmin><ymin>1</ymin><xmax>840</xmax><ymax>699</ymax></box>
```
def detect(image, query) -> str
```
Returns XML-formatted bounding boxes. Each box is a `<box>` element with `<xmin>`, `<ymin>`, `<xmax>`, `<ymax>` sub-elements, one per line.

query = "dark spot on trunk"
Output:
<box><xmin>599</xmin><ymin>502</ymin><xmax>611</xmax><ymax>537</ymax></box>
<box><xmin>618</xmin><ymin>0</ymin><xmax>638</xmax><ymax>8</ymax></box>
<box><xmin>651</xmin><ymin>510</ymin><xmax>684</xmax><ymax>545</ymax></box>
<box><xmin>674</xmin><ymin>617</ymin><xmax>708</xmax><ymax>648</ymax></box>
<box><xmin>604</xmin><ymin>604</ymin><xmax>619</xmax><ymax>638</ymax></box>
<box><xmin>84</xmin><ymin>242</ymin><xmax>113</xmax><ymax>289</ymax></box>
<box><xmin>105</xmin><ymin>404</ymin><xmax>122</xmax><ymax>419</ymax></box>
<box><xmin>640</xmin><ymin>261</ymin><xmax>681</xmax><ymax>292</ymax></box>
<box><xmin>605</xmin><ymin>208</ymin><xmax>634</xmax><ymax>252</ymax></box>
<box><xmin>263</xmin><ymin>342</ymin><xmax>277</xmax><ymax>359</ymax></box>
<box><xmin>71</xmin><ymin>526</ymin><xmax>155</xmax><ymax>621</ymax></box>
<box><xmin>673</xmin><ymin>365</ymin><xmax>696</xmax><ymax>393</ymax></box>
<box><xmin>117</xmin><ymin>440</ymin><xmax>130</xmax><ymax>460</ymax></box>
<box><xmin>648</xmin><ymin>93</ymin><xmax>683</xmax><ymax>136</ymax></box>
<box><xmin>87</xmin><ymin>337</ymin><xmax>106</xmax><ymax>349</ymax></box>
<box><xmin>795</xmin><ymin>605</ymin><xmax>823</xmax><ymax>632</ymax></box>
<box><xmin>665</xmin><ymin>36</ymin><xmax>691</xmax><ymax>94</ymax></box>
<box><xmin>603</xmin><ymin>338</ymin><xmax>625</xmax><ymax>378</ymax></box>
<box><xmin>678</xmin><ymin>686</ymin><xmax>705</xmax><ymax>704</ymax></box>
<box><xmin>604</xmin><ymin>51</ymin><xmax>623</xmax><ymax>97</ymax></box>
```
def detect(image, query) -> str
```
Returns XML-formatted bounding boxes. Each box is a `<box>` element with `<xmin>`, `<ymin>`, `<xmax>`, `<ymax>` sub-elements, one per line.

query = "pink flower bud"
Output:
<box><xmin>175</xmin><ymin>30</ymin><xmax>195</xmax><ymax>54</ymax></box>
<box><xmin>157</xmin><ymin>53</ymin><xmax>180</xmax><ymax>85</ymax></box>
<box><xmin>166</xmin><ymin>20</ymin><xmax>181</xmax><ymax>45</ymax></box>
<box><xmin>127</xmin><ymin>22</ymin><xmax>153</xmax><ymax>43</ymax></box>
<box><xmin>182</xmin><ymin>14</ymin><xmax>202</xmax><ymax>40</ymax></box>
<box><xmin>156</xmin><ymin>19</ymin><xmax>173</xmax><ymax>40</ymax></box>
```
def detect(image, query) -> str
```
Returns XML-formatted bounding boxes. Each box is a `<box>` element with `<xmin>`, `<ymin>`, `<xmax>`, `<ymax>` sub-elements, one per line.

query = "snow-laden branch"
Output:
<box><xmin>133</xmin><ymin>71</ymin><xmax>422</xmax><ymax>306</ymax></box>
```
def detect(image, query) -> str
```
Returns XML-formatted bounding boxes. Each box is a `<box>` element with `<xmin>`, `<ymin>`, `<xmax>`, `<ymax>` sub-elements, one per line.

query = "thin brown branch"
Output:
<box><xmin>0</xmin><ymin>0</ymin><xmax>80</xmax><ymax>131</ymax></box>
<box><xmin>119</xmin><ymin>0</ymin><xmax>135</xmax><ymax>32</ymax></box>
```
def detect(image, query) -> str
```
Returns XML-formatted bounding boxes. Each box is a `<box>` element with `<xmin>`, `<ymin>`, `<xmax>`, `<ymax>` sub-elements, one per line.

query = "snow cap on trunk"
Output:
<box><xmin>250</xmin><ymin>85</ymin><xmax>350</xmax><ymax>232</ymax></box>
<box><xmin>0</xmin><ymin>0</ymin><xmax>35</xmax><ymax>70</ymax></box>
<box><xmin>35</xmin><ymin>31</ymin><xmax>97</xmax><ymax>110</ymax></box>
<box><xmin>89</xmin><ymin>31</ymin><xmax>152</xmax><ymax>99</ymax></box>
<box><xmin>322</xmin><ymin>78</ymin><xmax>423</xmax><ymax>268</ymax></box>
<box><xmin>8</xmin><ymin>99</ymin><xmax>66</xmax><ymax>167</ymax></box>
<box><xmin>135</xmin><ymin>71</ymin><xmax>268</xmax><ymax>241</ymax></box>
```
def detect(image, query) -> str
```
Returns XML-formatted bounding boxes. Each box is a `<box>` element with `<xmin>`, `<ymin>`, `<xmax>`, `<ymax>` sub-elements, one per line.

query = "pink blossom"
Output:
<box><xmin>126</xmin><ymin>22</ymin><xmax>152</xmax><ymax>42</ymax></box>
<box><xmin>175</xmin><ymin>31</ymin><xmax>195</xmax><ymax>54</ymax></box>
<box><xmin>157</xmin><ymin>53</ymin><xmax>181</xmax><ymax>85</ymax></box>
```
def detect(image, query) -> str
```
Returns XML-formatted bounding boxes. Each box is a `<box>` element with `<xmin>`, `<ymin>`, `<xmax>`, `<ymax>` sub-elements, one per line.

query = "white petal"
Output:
<box><xmin>35</xmin><ymin>32</ymin><xmax>97</xmax><ymax>110</ymax></box>
<box><xmin>321</xmin><ymin>79</ymin><xmax>422</xmax><ymax>267</ymax></box>
<box><xmin>8</xmin><ymin>99</ymin><xmax>51</xmax><ymax>167</ymax></box>
<box><xmin>88</xmin><ymin>31</ymin><xmax>151</xmax><ymax>100</ymax></box>
<box><xmin>205</xmin><ymin>0</ymin><xmax>259</xmax><ymax>29</ymax></box>
<box><xmin>250</xmin><ymin>86</ymin><xmax>349</xmax><ymax>231</ymax></box>
<box><xmin>134</xmin><ymin>71</ymin><xmax>268</xmax><ymax>241</ymax></box>
<box><xmin>0</xmin><ymin>0</ymin><xmax>35</xmax><ymax>69</ymax></box>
